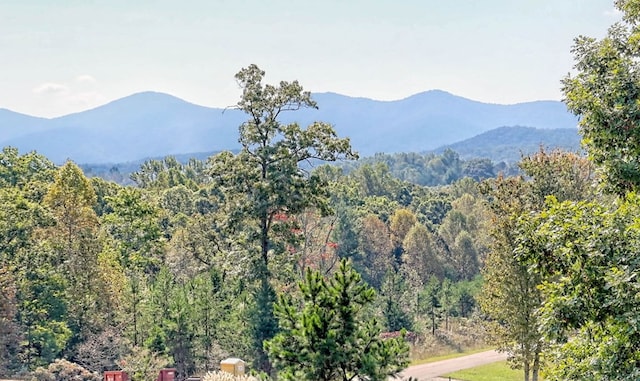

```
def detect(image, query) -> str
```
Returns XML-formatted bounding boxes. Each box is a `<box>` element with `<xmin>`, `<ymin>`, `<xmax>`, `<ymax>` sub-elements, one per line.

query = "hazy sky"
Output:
<box><xmin>0</xmin><ymin>0</ymin><xmax>620</xmax><ymax>118</ymax></box>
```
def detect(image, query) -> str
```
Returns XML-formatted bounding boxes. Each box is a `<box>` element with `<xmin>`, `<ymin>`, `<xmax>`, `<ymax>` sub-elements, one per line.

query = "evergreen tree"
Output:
<box><xmin>265</xmin><ymin>259</ymin><xmax>409</xmax><ymax>381</ymax></box>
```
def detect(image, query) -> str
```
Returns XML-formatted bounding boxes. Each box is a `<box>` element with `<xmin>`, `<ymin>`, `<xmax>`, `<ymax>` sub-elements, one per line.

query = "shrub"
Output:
<box><xmin>31</xmin><ymin>359</ymin><xmax>101</xmax><ymax>381</ymax></box>
<box><xmin>118</xmin><ymin>346</ymin><xmax>172</xmax><ymax>381</ymax></box>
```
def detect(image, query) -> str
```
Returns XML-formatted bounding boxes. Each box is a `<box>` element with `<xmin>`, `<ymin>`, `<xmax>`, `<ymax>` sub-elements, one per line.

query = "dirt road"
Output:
<box><xmin>397</xmin><ymin>349</ymin><xmax>509</xmax><ymax>380</ymax></box>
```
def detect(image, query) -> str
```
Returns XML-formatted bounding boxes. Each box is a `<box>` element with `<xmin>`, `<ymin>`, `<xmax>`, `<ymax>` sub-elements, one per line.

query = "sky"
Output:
<box><xmin>0</xmin><ymin>0</ymin><xmax>621</xmax><ymax>118</ymax></box>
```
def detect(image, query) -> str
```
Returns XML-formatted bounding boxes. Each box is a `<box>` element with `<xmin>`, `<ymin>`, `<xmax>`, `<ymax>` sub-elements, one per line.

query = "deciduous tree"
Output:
<box><xmin>208</xmin><ymin>64</ymin><xmax>356</xmax><ymax>370</ymax></box>
<box><xmin>42</xmin><ymin>162</ymin><xmax>102</xmax><ymax>335</ymax></box>
<box><xmin>479</xmin><ymin>176</ymin><xmax>544</xmax><ymax>381</ymax></box>
<box><xmin>516</xmin><ymin>195</ymin><xmax>640</xmax><ymax>380</ymax></box>
<box><xmin>357</xmin><ymin>214</ymin><xmax>394</xmax><ymax>289</ymax></box>
<box><xmin>389</xmin><ymin>208</ymin><xmax>417</xmax><ymax>261</ymax></box>
<box><xmin>0</xmin><ymin>267</ymin><xmax>20</xmax><ymax>376</ymax></box>
<box><xmin>401</xmin><ymin>223</ymin><xmax>444</xmax><ymax>283</ymax></box>
<box><xmin>562</xmin><ymin>0</ymin><xmax>640</xmax><ymax>194</ymax></box>
<box><xmin>479</xmin><ymin>149</ymin><xmax>595</xmax><ymax>381</ymax></box>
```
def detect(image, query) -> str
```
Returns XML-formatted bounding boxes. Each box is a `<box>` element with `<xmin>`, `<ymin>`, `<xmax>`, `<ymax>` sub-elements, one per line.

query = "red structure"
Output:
<box><xmin>157</xmin><ymin>368</ymin><xmax>176</xmax><ymax>381</ymax></box>
<box><xmin>104</xmin><ymin>371</ymin><xmax>129</xmax><ymax>381</ymax></box>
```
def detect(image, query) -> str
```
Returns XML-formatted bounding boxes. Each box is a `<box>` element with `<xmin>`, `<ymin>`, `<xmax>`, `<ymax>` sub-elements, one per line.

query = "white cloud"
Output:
<box><xmin>75</xmin><ymin>74</ymin><xmax>97</xmax><ymax>84</ymax></box>
<box><xmin>33</xmin><ymin>82</ymin><xmax>69</xmax><ymax>95</ymax></box>
<box><xmin>65</xmin><ymin>91</ymin><xmax>106</xmax><ymax>109</ymax></box>
<box><xmin>30</xmin><ymin>76</ymin><xmax>105</xmax><ymax>116</ymax></box>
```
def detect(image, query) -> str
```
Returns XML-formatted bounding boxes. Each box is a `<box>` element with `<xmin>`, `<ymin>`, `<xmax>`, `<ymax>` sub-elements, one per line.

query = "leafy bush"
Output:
<box><xmin>30</xmin><ymin>359</ymin><xmax>101</xmax><ymax>381</ymax></box>
<box><xmin>118</xmin><ymin>346</ymin><xmax>171</xmax><ymax>381</ymax></box>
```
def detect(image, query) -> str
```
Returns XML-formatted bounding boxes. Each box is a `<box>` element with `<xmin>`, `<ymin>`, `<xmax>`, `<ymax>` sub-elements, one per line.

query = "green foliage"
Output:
<box><xmin>479</xmin><ymin>149</ymin><xmax>597</xmax><ymax>381</ymax></box>
<box><xmin>0</xmin><ymin>187</ymin><xmax>51</xmax><ymax>265</ymax></box>
<box><xmin>102</xmin><ymin>187</ymin><xmax>164</xmax><ymax>272</ymax></box>
<box><xmin>401</xmin><ymin>223</ymin><xmax>443</xmax><ymax>284</ymax></box>
<box><xmin>438</xmin><ymin>192</ymin><xmax>489</xmax><ymax>280</ymax></box>
<box><xmin>518</xmin><ymin>148</ymin><xmax>595</xmax><ymax>203</ymax></box>
<box><xmin>389</xmin><ymin>208</ymin><xmax>417</xmax><ymax>251</ymax></box>
<box><xmin>379</xmin><ymin>271</ymin><xmax>413</xmax><ymax>332</ymax></box>
<box><xmin>131</xmin><ymin>156</ymin><xmax>206</xmax><ymax>191</ymax></box>
<box><xmin>0</xmin><ymin>136</ymin><xmax>498</xmax><ymax>377</ymax></box>
<box><xmin>44</xmin><ymin>161</ymin><xmax>97</xmax><ymax>217</ymax></box>
<box><xmin>161</xmin><ymin>185</ymin><xmax>197</xmax><ymax>218</ymax></box>
<box><xmin>420</xmin><ymin>276</ymin><xmax>442</xmax><ymax>335</ymax></box>
<box><xmin>462</xmin><ymin>158</ymin><xmax>497</xmax><ymax>182</ymax></box>
<box><xmin>516</xmin><ymin>194</ymin><xmax>640</xmax><ymax>380</ymax></box>
<box><xmin>190</xmin><ymin>269</ymin><xmax>251</xmax><ymax>372</ymax></box>
<box><xmin>0</xmin><ymin>147</ymin><xmax>56</xmax><ymax>190</ymax></box>
<box><xmin>342</xmin><ymin>149</ymin><xmax>505</xmax><ymax>187</ymax></box>
<box><xmin>0</xmin><ymin>267</ymin><xmax>20</xmax><ymax>376</ymax></box>
<box><xmin>0</xmin><ymin>67</ymin><xmax>510</xmax><ymax>376</ymax></box>
<box><xmin>43</xmin><ymin>162</ymin><xmax>104</xmax><ymax>337</ymax></box>
<box><xmin>479</xmin><ymin>175</ymin><xmax>544</xmax><ymax>381</ymax></box>
<box><xmin>349</xmin><ymin>162</ymin><xmax>403</xmax><ymax>201</ymax></box>
<box><xmin>412</xmin><ymin>189</ymin><xmax>452</xmax><ymax>226</ymax></box>
<box><xmin>265</xmin><ymin>259</ymin><xmax>409</xmax><ymax>381</ymax></box>
<box><xmin>90</xmin><ymin>177</ymin><xmax>123</xmax><ymax>216</ymax></box>
<box><xmin>119</xmin><ymin>346</ymin><xmax>172</xmax><ymax>381</ymax></box>
<box><xmin>562</xmin><ymin>0</ymin><xmax>640</xmax><ymax>194</ymax></box>
<box><xmin>450</xmin><ymin>276</ymin><xmax>482</xmax><ymax>318</ymax></box>
<box><xmin>207</xmin><ymin>65</ymin><xmax>357</xmax><ymax>371</ymax></box>
<box><xmin>17</xmin><ymin>260</ymin><xmax>72</xmax><ymax>367</ymax></box>
<box><xmin>356</xmin><ymin>214</ymin><xmax>394</xmax><ymax>289</ymax></box>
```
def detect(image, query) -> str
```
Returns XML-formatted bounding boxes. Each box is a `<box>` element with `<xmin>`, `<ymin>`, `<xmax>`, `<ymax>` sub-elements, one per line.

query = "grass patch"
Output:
<box><xmin>443</xmin><ymin>360</ymin><xmax>522</xmax><ymax>381</ymax></box>
<box><xmin>408</xmin><ymin>317</ymin><xmax>493</xmax><ymax>366</ymax></box>
<box><xmin>410</xmin><ymin>347</ymin><xmax>494</xmax><ymax>366</ymax></box>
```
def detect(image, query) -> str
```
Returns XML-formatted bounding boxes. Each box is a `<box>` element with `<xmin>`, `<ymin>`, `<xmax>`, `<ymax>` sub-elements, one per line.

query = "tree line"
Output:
<box><xmin>4</xmin><ymin>2</ymin><xmax>640</xmax><ymax>378</ymax></box>
<box><xmin>0</xmin><ymin>66</ymin><xmax>494</xmax><ymax>381</ymax></box>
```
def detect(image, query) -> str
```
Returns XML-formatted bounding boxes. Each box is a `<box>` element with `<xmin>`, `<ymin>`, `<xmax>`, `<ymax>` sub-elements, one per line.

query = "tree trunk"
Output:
<box><xmin>532</xmin><ymin>350</ymin><xmax>541</xmax><ymax>381</ymax></box>
<box><xmin>523</xmin><ymin>360</ymin><xmax>530</xmax><ymax>381</ymax></box>
<box><xmin>131</xmin><ymin>274</ymin><xmax>139</xmax><ymax>346</ymax></box>
<box><xmin>431</xmin><ymin>306</ymin><xmax>436</xmax><ymax>335</ymax></box>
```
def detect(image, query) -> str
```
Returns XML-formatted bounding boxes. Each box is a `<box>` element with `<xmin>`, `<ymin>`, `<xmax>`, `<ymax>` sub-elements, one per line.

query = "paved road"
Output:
<box><xmin>396</xmin><ymin>350</ymin><xmax>509</xmax><ymax>380</ymax></box>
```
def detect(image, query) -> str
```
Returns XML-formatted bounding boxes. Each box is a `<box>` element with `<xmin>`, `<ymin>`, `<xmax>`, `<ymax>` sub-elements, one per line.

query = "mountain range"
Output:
<box><xmin>0</xmin><ymin>90</ymin><xmax>580</xmax><ymax>164</ymax></box>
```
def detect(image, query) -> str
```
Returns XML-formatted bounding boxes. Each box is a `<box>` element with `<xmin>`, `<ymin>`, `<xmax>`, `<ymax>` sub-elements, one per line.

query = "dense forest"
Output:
<box><xmin>4</xmin><ymin>2</ymin><xmax>640</xmax><ymax>380</ymax></box>
<box><xmin>0</xmin><ymin>65</ymin><xmax>500</xmax><ymax>381</ymax></box>
<box><xmin>80</xmin><ymin>148</ymin><xmax>518</xmax><ymax>188</ymax></box>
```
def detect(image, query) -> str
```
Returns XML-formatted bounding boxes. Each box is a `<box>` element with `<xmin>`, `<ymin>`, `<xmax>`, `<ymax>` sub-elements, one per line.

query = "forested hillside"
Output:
<box><xmin>0</xmin><ymin>66</ymin><xmax>611</xmax><ymax>381</ymax></box>
<box><xmin>432</xmin><ymin>126</ymin><xmax>581</xmax><ymax>163</ymax></box>
<box><xmin>0</xmin><ymin>135</ymin><xmax>490</xmax><ymax>379</ymax></box>
<box><xmin>79</xmin><ymin>125</ymin><xmax>573</xmax><ymax>188</ymax></box>
<box><xmin>1</xmin><ymin>66</ymin><xmax>495</xmax><ymax>381</ymax></box>
<box><xmin>5</xmin><ymin>4</ymin><xmax>640</xmax><ymax>379</ymax></box>
<box><xmin>81</xmin><ymin>148</ymin><xmax>518</xmax><ymax>187</ymax></box>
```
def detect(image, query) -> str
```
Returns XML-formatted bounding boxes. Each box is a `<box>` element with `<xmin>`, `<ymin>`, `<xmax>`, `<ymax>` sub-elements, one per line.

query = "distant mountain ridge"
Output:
<box><xmin>0</xmin><ymin>90</ymin><xmax>579</xmax><ymax>164</ymax></box>
<box><xmin>433</xmin><ymin>126</ymin><xmax>582</xmax><ymax>163</ymax></box>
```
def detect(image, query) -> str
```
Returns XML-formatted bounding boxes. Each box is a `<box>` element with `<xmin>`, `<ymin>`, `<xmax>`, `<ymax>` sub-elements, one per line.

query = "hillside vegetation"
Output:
<box><xmin>4</xmin><ymin>6</ymin><xmax>640</xmax><ymax>379</ymax></box>
<box><xmin>0</xmin><ymin>66</ymin><xmax>496</xmax><ymax>381</ymax></box>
